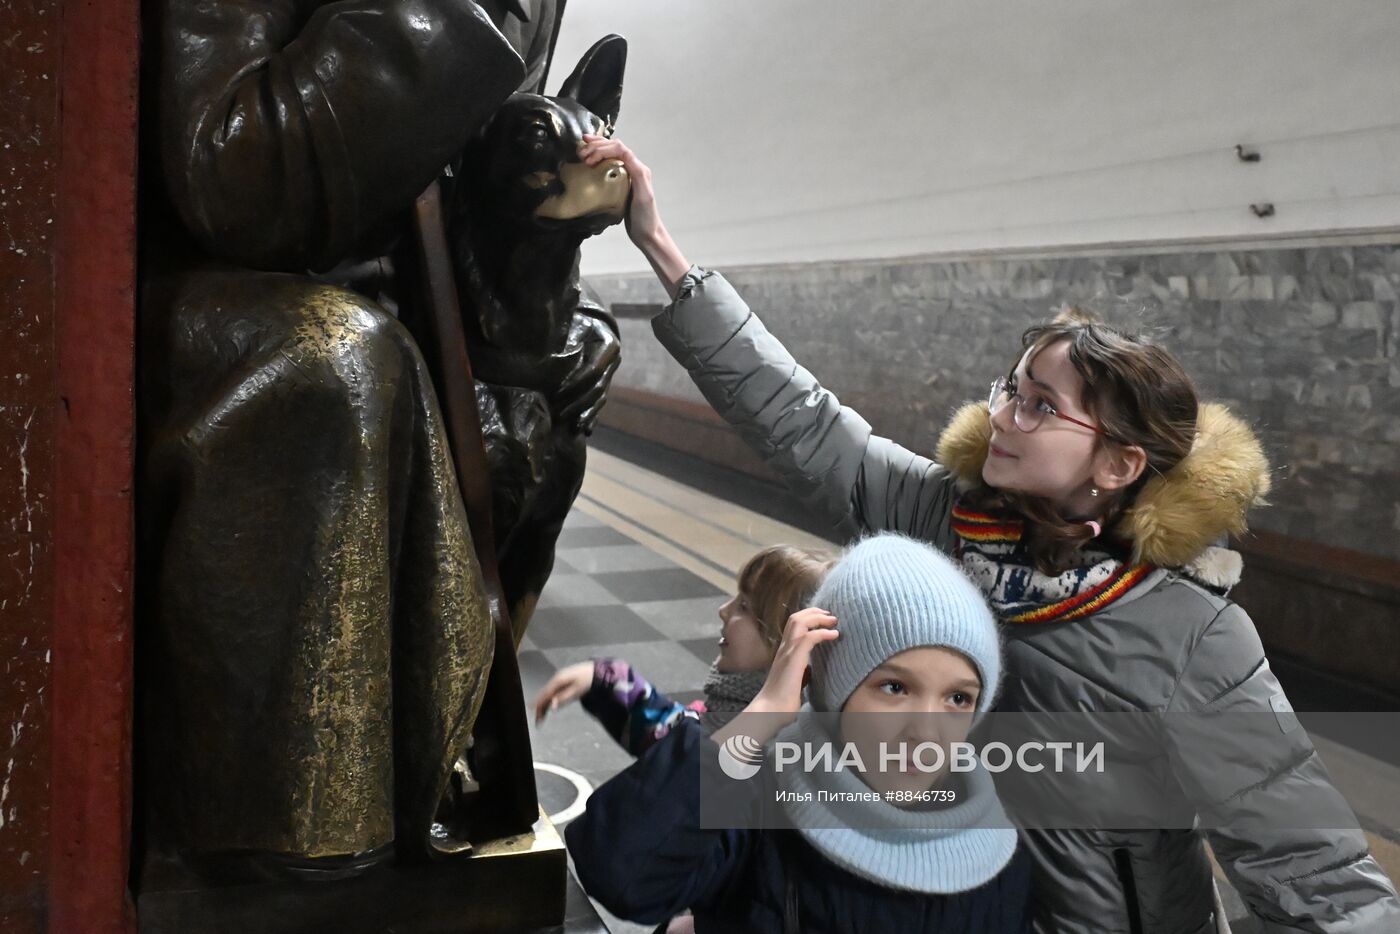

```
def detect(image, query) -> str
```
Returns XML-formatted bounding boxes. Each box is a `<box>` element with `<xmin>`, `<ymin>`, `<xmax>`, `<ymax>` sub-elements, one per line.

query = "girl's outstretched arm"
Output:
<box><xmin>579</xmin><ymin>135</ymin><xmax>690</xmax><ymax>298</ymax></box>
<box><xmin>578</xmin><ymin>138</ymin><xmax>961</xmax><ymax>546</ymax></box>
<box><xmin>534</xmin><ymin>659</ymin><xmax>696</xmax><ymax>757</ymax></box>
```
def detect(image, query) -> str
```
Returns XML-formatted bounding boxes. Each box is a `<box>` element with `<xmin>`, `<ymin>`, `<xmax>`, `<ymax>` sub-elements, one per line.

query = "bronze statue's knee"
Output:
<box><xmin>268</xmin><ymin>283</ymin><xmax>426</xmax><ymax>422</ymax></box>
<box><xmin>283</xmin><ymin>283</ymin><xmax>409</xmax><ymax>368</ymax></box>
<box><xmin>155</xmin><ymin>270</ymin><xmax>399</xmax><ymax>370</ymax></box>
<box><xmin>147</xmin><ymin>271</ymin><xmax>425</xmax><ymax>432</ymax></box>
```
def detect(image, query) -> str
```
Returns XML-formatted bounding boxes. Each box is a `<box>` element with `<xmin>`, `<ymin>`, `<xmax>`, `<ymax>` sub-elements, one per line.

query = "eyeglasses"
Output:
<box><xmin>988</xmin><ymin>377</ymin><xmax>1110</xmax><ymax>437</ymax></box>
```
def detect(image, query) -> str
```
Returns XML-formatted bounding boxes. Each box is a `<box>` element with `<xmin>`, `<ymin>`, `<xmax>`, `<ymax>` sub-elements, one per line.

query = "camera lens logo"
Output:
<box><xmin>718</xmin><ymin>734</ymin><xmax>764</xmax><ymax>781</ymax></box>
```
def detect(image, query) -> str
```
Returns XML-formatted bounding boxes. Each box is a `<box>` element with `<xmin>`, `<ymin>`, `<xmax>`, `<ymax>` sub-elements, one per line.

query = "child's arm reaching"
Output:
<box><xmin>534</xmin><ymin>659</ymin><xmax>700</xmax><ymax>758</ymax></box>
<box><xmin>579</xmin><ymin>133</ymin><xmax>689</xmax><ymax>298</ymax></box>
<box><xmin>585</xmin><ymin>658</ymin><xmax>701</xmax><ymax>757</ymax></box>
<box><xmin>577</xmin><ymin>136</ymin><xmax>961</xmax><ymax>547</ymax></box>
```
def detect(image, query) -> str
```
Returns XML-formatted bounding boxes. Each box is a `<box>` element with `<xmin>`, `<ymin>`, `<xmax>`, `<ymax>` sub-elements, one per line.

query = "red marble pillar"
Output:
<box><xmin>49</xmin><ymin>0</ymin><xmax>141</xmax><ymax>927</ymax></box>
<box><xmin>0</xmin><ymin>0</ymin><xmax>139</xmax><ymax>930</ymax></box>
<box><xmin>0</xmin><ymin>1</ymin><xmax>65</xmax><ymax>926</ymax></box>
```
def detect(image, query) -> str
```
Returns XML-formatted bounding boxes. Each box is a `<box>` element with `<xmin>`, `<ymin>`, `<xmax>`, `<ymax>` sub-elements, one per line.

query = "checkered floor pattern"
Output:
<box><xmin>523</xmin><ymin>510</ymin><xmax>737</xmax><ymax>934</ymax></box>
<box><xmin>521</xmin><ymin>517</ymin><xmax>728</xmax><ymax>705</ymax></box>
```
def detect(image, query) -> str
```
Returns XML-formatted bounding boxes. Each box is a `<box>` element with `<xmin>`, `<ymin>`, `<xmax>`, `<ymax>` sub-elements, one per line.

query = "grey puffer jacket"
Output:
<box><xmin>650</xmin><ymin>267</ymin><xmax>1400</xmax><ymax>934</ymax></box>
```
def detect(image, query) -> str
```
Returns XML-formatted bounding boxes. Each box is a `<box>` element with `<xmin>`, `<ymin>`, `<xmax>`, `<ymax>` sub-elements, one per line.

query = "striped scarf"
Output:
<box><xmin>951</xmin><ymin>503</ymin><xmax>1153</xmax><ymax>624</ymax></box>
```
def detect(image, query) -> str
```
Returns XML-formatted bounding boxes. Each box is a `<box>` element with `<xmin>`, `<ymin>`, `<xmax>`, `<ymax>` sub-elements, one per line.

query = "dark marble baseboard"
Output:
<box><xmin>136</xmin><ymin>818</ymin><xmax>591</xmax><ymax>934</ymax></box>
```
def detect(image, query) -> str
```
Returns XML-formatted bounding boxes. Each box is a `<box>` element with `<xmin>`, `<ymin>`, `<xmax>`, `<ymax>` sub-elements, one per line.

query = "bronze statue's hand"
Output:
<box><xmin>533</xmin><ymin>661</ymin><xmax>595</xmax><ymax>724</ymax></box>
<box><xmin>557</xmin><ymin>313</ymin><xmax>621</xmax><ymax>434</ymax></box>
<box><xmin>579</xmin><ymin>135</ymin><xmax>690</xmax><ymax>298</ymax></box>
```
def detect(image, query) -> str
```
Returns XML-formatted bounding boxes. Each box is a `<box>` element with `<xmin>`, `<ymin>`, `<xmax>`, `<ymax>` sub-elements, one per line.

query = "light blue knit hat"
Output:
<box><xmin>807</xmin><ymin>533</ymin><xmax>1000</xmax><ymax>713</ymax></box>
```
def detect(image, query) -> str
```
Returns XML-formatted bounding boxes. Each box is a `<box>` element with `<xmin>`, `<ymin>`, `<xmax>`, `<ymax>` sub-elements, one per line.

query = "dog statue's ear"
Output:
<box><xmin>556</xmin><ymin>35</ymin><xmax>627</xmax><ymax>127</ymax></box>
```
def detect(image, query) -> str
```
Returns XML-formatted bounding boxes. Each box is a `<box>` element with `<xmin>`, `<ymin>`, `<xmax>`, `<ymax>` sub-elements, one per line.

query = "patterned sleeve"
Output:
<box><xmin>581</xmin><ymin>658</ymin><xmax>700</xmax><ymax>758</ymax></box>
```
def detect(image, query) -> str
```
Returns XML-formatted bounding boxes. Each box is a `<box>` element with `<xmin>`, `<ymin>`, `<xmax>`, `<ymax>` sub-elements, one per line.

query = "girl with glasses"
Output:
<box><xmin>561</xmin><ymin>135</ymin><xmax>1399</xmax><ymax>934</ymax></box>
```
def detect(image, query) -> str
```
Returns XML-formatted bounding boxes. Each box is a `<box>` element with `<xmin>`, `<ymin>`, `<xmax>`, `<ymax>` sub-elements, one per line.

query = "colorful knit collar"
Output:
<box><xmin>951</xmin><ymin>503</ymin><xmax>1154</xmax><ymax>625</ymax></box>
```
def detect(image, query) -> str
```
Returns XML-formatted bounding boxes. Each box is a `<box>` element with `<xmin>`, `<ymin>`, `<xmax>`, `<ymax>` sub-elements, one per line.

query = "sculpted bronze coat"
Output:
<box><xmin>138</xmin><ymin>0</ymin><xmax>557</xmax><ymax>866</ymax></box>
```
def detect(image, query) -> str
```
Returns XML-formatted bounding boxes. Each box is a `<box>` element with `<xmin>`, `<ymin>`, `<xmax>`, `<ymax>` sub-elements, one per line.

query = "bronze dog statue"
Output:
<box><xmin>448</xmin><ymin>35</ymin><xmax>630</xmax><ymax>643</ymax></box>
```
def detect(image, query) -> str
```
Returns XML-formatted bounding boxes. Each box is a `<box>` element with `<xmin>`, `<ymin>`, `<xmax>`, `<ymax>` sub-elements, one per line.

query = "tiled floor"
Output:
<box><xmin>526</xmin><ymin>444</ymin><xmax>1400</xmax><ymax>934</ymax></box>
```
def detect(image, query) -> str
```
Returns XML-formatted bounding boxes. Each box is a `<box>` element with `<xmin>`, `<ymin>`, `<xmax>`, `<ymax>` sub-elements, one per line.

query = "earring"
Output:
<box><xmin>1090</xmin><ymin>487</ymin><xmax>1100</xmax><ymax>497</ymax></box>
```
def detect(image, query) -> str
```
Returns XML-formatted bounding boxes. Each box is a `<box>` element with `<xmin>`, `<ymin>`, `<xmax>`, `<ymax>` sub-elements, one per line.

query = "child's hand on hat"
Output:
<box><xmin>533</xmin><ymin>661</ymin><xmax>594</xmax><ymax>724</ymax></box>
<box><xmin>712</xmin><ymin>608</ymin><xmax>838</xmax><ymax>749</ymax></box>
<box><xmin>756</xmin><ymin>607</ymin><xmax>838</xmax><ymax>714</ymax></box>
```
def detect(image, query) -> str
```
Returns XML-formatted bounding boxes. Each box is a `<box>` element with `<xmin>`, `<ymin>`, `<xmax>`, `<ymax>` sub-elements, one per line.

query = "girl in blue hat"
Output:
<box><xmin>566</xmin><ymin>533</ymin><xmax>1031</xmax><ymax>933</ymax></box>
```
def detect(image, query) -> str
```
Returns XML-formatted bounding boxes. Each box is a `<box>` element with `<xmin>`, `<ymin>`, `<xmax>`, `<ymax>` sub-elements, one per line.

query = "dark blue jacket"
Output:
<box><xmin>566</xmin><ymin>720</ymin><xmax>1031</xmax><ymax>933</ymax></box>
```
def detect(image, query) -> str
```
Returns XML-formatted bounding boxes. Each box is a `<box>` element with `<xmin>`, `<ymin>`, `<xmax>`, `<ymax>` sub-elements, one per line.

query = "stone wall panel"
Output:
<box><xmin>590</xmin><ymin>239</ymin><xmax>1400</xmax><ymax>560</ymax></box>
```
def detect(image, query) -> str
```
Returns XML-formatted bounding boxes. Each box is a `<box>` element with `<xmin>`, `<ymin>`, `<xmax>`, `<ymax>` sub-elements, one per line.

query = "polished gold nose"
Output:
<box><xmin>534</xmin><ymin>159</ymin><xmax>631</xmax><ymax>220</ymax></box>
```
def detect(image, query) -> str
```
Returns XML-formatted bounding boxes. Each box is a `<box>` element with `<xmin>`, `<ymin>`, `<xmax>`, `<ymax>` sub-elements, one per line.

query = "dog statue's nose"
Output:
<box><xmin>535</xmin><ymin>158</ymin><xmax>631</xmax><ymax>221</ymax></box>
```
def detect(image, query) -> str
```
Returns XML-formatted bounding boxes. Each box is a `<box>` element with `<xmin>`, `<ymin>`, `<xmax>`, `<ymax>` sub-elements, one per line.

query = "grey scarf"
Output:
<box><xmin>701</xmin><ymin>660</ymin><xmax>768</xmax><ymax>713</ymax></box>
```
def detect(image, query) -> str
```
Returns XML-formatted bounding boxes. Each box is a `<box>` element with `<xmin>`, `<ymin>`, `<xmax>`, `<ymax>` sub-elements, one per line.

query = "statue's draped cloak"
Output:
<box><xmin>139</xmin><ymin>0</ymin><xmax>557</xmax><ymax>861</ymax></box>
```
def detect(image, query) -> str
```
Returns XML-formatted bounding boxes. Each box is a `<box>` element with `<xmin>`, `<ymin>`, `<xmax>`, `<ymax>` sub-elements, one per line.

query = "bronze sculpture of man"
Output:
<box><xmin>138</xmin><ymin>0</ymin><xmax>565</xmax><ymax>875</ymax></box>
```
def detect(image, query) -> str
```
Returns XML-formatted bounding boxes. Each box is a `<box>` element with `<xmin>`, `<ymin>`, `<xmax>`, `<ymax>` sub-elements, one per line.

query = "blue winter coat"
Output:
<box><xmin>566</xmin><ymin>719</ymin><xmax>1032</xmax><ymax>933</ymax></box>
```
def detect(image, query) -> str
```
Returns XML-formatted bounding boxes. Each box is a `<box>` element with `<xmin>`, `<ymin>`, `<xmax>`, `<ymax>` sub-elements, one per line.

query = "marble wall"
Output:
<box><xmin>587</xmin><ymin>239</ymin><xmax>1400</xmax><ymax>561</ymax></box>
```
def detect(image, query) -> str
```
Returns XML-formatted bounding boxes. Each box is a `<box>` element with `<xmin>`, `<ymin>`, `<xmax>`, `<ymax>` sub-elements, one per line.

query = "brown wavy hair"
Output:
<box><xmin>970</xmin><ymin>308</ymin><xmax>1199</xmax><ymax>574</ymax></box>
<box><xmin>737</xmin><ymin>545</ymin><xmax>838</xmax><ymax>646</ymax></box>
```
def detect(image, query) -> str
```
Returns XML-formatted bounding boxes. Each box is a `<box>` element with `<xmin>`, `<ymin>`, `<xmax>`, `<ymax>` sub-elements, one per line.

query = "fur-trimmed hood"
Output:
<box><xmin>934</xmin><ymin>401</ymin><xmax>1272</xmax><ymax>572</ymax></box>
